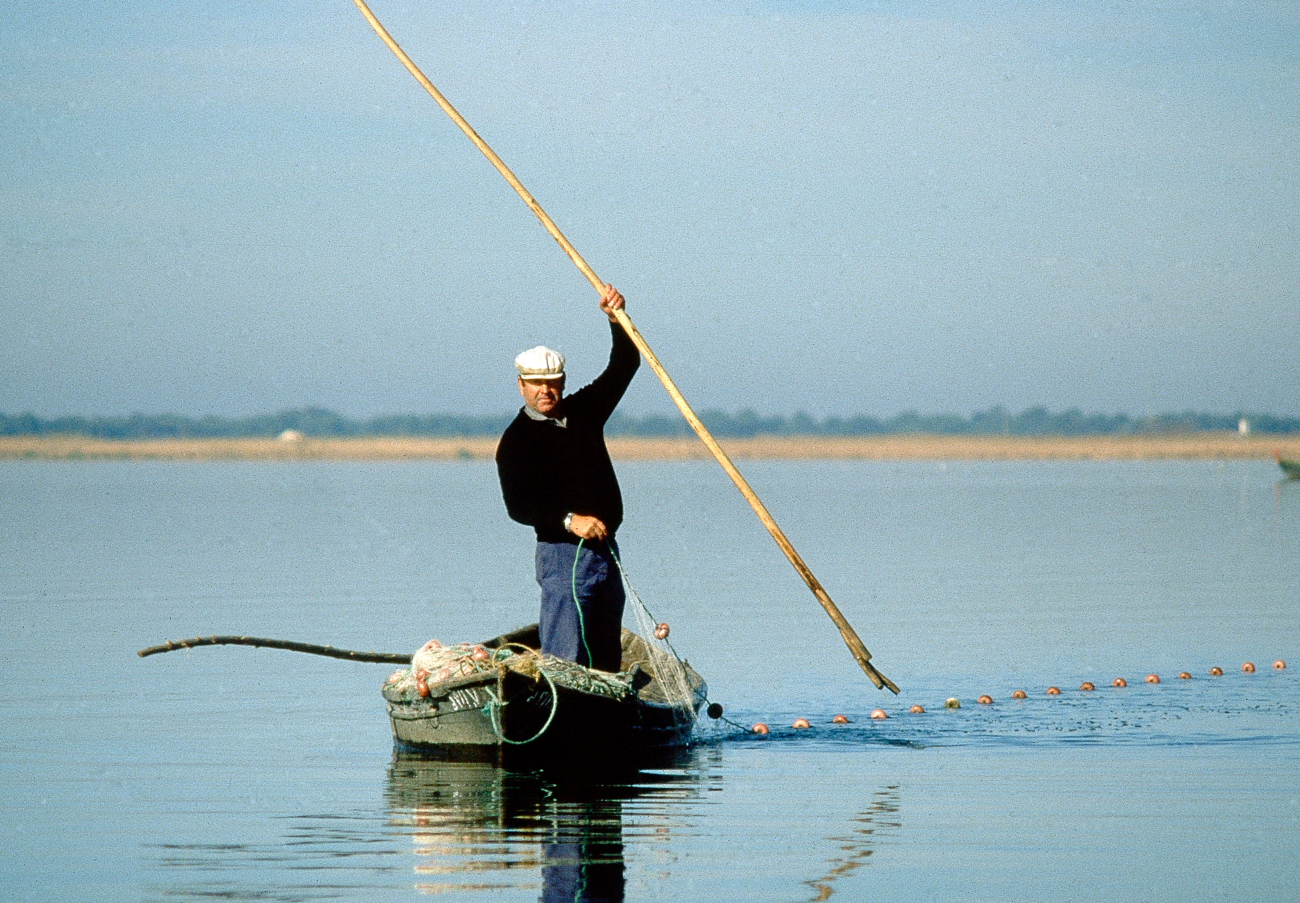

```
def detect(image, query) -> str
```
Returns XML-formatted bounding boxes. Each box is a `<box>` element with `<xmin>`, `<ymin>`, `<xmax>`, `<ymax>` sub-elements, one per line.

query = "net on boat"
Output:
<box><xmin>384</xmin><ymin>641</ymin><xmax>634</xmax><ymax>702</ymax></box>
<box><xmin>615</xmin><ymin>551</ymin><xmax>706</xmax><ymax>730</ymax></box>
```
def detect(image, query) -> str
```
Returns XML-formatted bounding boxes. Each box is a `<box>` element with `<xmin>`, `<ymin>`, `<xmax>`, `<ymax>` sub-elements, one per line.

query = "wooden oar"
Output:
<box><xmin>138</xmin><ymin>635</ymin><xmax>409</xmax><ymax>664</ymax></box>
<box><xmin>350</xmin><ymin>0</ymin><xmax>897</xmax><ymax>694</ymax></box>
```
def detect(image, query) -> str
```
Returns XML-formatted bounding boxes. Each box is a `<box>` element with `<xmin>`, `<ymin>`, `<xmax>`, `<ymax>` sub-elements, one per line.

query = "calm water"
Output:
<box><xmin>1</xmin><ymin>459</ymin><xmax>1297</xmax><ymax>901</ymax></box>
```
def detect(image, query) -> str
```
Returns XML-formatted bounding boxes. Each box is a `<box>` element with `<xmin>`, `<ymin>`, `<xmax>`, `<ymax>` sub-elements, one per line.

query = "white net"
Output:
<box><xmin>613</xmin><ymin>551</ymin><xmax>707</xmax><ymax>731</ymax></box>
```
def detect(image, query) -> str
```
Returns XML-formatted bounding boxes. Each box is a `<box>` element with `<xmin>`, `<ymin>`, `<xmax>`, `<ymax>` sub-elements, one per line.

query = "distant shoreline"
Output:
<box><xmin>1</xmin><ymin>434</ymin><xmax>1294</xmax><ymax>461</ymax></box>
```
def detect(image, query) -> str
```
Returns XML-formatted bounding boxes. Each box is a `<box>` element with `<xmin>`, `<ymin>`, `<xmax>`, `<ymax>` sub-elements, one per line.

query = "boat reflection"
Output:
<box><xmin>386</xmin><ymin>750</ymin><xmax>704</xmax><ymax>901</ymax></box>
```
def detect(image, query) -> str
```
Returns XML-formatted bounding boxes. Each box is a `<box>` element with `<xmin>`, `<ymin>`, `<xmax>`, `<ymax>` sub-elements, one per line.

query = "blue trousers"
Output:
<box><xmin>535</xmin><ymin>540</ymin><xmax>626</xmax><ymax>672</ymax></box>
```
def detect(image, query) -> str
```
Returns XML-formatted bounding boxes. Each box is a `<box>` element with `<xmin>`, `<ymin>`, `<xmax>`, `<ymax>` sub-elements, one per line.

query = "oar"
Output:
<box><xmin>350</xmin><ymin>1</ymin><xmax>898</xmax><ymax>694</ymax></box>
<box><xmin>138</xmin><ymin>635</ymin><xmax>409</xmax><ymax>664</ymax></box>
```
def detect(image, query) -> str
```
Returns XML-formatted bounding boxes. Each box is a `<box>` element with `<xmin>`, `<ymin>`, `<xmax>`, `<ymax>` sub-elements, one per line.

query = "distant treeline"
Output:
<box><xmin>2</xmin><ymin>407</ymin><xmax>1297</xmax><ymax>439</ymax></box>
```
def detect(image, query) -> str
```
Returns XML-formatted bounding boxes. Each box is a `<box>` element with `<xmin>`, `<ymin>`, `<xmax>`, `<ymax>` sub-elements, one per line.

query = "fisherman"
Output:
<box><xmin>495</xmin><ymin>284</ymin><xmax>639</xmax><ymax>673</ymax></box>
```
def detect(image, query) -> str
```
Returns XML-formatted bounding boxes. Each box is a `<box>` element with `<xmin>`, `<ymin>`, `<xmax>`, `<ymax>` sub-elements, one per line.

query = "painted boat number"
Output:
<box><xmin>447</xmin><ymin>688</ymin><xmax>487</xmax><ymax>713</ymax></box>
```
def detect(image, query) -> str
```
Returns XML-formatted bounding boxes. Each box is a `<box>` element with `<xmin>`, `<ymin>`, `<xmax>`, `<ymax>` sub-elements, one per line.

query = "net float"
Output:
<box><xmin>1145</xmin><ymin>674</ymin><xmax>1160</xmax><ymax>684</ymax></box>
<box><xmin>1275</xmin><ymin>660</ymin><xmax>1287</xmax><ymax>670</ymax></box>
<box><xmin>832</xmin><ymin>714</ymin><xmax>850</xmax><ymax>724</ymax></box>
<box><xmin>1242</xmin><ymin>662</ymin><xmax>1256</xmax><ymax>673</ymax></box>
<box><xmin>419</xmin><ymin>639</ymin><xmax>442</xmax><ymax>653</ymax></box>
<box><xmin>752</xmin><ymin>723</ymin><xmax>769</xmax><ymax>735</ymax></box>
<box><xmin>1046</xmin><ymin>687</ymin><xmax>1061</xmax><ymax>695</ymax></box>
<box><xmin>1178</xmin><ymin>672</ymin><xmax>1192</xmax><ymax>679</ymax></box>
<box><xmin>416</xmin><ymin>678</ymin><xmax>430</xmax><ymax>698</ymax></box>
<box><xmin>1012</xmin><ymin>690</ymin><xmax>1027</xmax><ymax>699</ymax></box>
<box><xmin>978</xmin><ymin>695</ymin><xmax>993</xmax><ymax>705</ymax></box>
<box><xmin>654</xmin><ymin>622</ymin><xmax>670</xmax><ymax>640</ymax></box>
<box><xmin>1113</xmin><ymin>678</ymin><xmax>1127</xmax><ymax>687</ymax></box>
<box><xmin>793</xmin><ymin>718</ymin><xmax>811</xmax><ymax>729</ymax></box>
<box><xmin>470</xmin><ymin>646</ymin><xmax>491</xmax><ymax>663</ymax></box>
<box><xmin>707</xmin><ymin>703</ymin><xmax>724</xmax><ymax>719</ymax></box>
<box><xmin>945</xmin><ymin>698</ymin><xmax>961</xmax><ymax>709</ymax></box>
<box><xmin>1210</xmin><ymin>667</ymin><xmax>1224</xmax><ymax>676</ymax></box>
<box><xmin>870</xmin><ymin>709</ymin><xmax>888</xmax><ymax>720</ymax></box>
<box><xmin>910</xmin><ymin>704</ymin><xmax>926</xmax><ymax>713</ymax></box>
<box><xmin>1080</xmin><ymin>682</ymin><xmax>1095</xmax><ymax>691</ymax></box>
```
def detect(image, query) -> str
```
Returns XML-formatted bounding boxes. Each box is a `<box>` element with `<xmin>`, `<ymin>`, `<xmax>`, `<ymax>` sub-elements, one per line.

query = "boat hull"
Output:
<box><xmin>384</xmin><ymin>627</ymin><xmax>705</xmax><ymax>766</ymax></box>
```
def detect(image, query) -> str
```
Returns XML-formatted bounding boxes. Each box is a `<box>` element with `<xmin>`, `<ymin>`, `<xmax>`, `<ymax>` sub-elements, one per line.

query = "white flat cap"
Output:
<box><xmin>515</xmin><ymin>345</ymin><xmax>565</xmax><ymax>380</ymax></box>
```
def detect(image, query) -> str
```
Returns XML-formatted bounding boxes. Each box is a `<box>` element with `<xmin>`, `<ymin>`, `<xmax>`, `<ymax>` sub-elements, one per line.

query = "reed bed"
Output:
<box><xmin>1</xmin><ymin>434</ymin><xmax>1293</xmax><ymax>461</ymax></box>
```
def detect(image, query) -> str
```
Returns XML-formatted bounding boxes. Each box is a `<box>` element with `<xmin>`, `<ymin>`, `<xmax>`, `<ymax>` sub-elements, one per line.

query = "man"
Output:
<box><xmin>496</xmin><ymin>284</ymin><xmax>639</xmax><ymax>672</ymax></box>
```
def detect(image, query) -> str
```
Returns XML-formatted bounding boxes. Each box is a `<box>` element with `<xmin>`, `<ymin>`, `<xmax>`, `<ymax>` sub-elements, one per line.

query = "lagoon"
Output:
<box><xmin>1</xmin><ymin>459</ymin><xmax>1297</xmax><ymax>901</ymax></box>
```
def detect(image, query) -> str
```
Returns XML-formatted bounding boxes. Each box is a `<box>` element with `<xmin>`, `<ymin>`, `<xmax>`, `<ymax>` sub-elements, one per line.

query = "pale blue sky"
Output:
<box><xmin>3</xmin><ymin>1</ymin><xmax>1297</xmax><ymax>419</ymax></box>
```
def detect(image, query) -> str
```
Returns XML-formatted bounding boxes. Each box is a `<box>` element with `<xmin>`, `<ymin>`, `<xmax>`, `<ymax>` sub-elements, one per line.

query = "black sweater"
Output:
<box><xmin>496</xmin><ymin>322</ymin><xmax>640</xmax><ymax>543</ymax></box>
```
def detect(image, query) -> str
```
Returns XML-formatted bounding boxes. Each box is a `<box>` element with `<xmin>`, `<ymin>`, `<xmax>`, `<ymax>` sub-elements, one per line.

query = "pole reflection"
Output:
<box><xmin>799</xmin><ymin>785</ymin><xmax>902</xmax><ymax>902</ymax></box>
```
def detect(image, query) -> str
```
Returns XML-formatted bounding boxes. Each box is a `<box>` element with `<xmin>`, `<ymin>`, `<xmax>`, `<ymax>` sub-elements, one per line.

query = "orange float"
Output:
<box><xmin>1275</xmin><ymin>660</ymin><xmax>1287</xmax><ymax>670</ymax></box>
<box><xmin>1080</xmin><ymin>682</ymin><xmax>1096</xmax><ymax>691</ymax></box>
<box><xmin>1046</xmin><ymin>687</ymin><xmax>1061</xmax><ymax>695</ymax></box>
<box><xmin>1242</xmin><ymin>662</ymin><xmax>1256</xmax><ymax>673</ymax></box>
<box><xmin>1178</xmin><ymin>672</ymin><xmax>1192</xmax><ymax>680</ymax></box>
<box><xmin>977</xmin><ymin>695</ymin><xmax>993</xmax><ymax>705</ymax></box>
<box><xmin>1209</xmin><ymin>667</ymin><xmax>1224</xmax><ymax>676</ymax></box>
<box><xmin>752</xmin><ymin>723</ymin><xmax>769</xmax><ymax>735</ymax></box>
<box><xmin>910</xmin><ymin>704</ymin><xmax>926</xmax><ymax>713</ymax></box>
<box><xmin>832</xmin><ymin>714</ymin><xmax>850</xmax><ymax>724</ymax></box>
<box><xmin>1012</xmin><ymin>690</ymin><xmax>1028</xmax><ymax>699</ymax></box>
<box><xmin>870</xmin><ymin>709</ymin><xmax>889</xmax><ymax>720</ymax></box>
<box><xmin>1112</xmin><ymin>678</ymin><xmax>1127</xmax><ymax>687</ymax></box>
<box><xmin>1145</xmin><ymin>674</ymin><xmax>1160</xmax><ymax>684</ymax></box>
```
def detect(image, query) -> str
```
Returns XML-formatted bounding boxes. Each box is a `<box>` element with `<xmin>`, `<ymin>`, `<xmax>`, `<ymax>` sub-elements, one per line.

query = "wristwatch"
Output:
<box><xmin>563</xmin><ymin>512</ymin><xmax>574</xmax><ymax>532</ymax></box>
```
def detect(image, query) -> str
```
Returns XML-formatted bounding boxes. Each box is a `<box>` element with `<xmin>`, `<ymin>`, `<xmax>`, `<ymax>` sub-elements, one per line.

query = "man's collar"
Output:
<box><xmin>523</xmin><ymin>405</ymin><xmax>567</xmax><ymax>428</ymax></box>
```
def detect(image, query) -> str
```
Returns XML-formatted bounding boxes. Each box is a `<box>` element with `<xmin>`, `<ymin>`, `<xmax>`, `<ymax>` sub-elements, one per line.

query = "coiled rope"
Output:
<box><xmin>485</xmin><ymin>663</ymin><xmax>561</xmax><ymax>746</ymax></box>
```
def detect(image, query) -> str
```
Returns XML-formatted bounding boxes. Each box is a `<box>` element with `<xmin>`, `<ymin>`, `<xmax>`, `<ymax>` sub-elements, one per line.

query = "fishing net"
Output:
<box><xmin>612</xmin><ymin>550</ymin><xmax>707</xmax><ymax>730</ymax></box>
<box><xmin>383</xmin><ymin>640</ymin><xmax>635</xmax><ymax>703</ymax></box>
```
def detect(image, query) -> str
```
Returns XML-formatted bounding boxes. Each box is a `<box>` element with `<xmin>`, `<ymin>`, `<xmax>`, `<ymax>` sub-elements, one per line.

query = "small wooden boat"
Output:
<box><xmin>382</xmin><ymin>625</ymin><xmax>707</xmax><ymax>766</ymax></box>
<box><xmin>1276</xmin><ymin>449</ymin><xmax>1300</xmax><ymax>480</ymax></box>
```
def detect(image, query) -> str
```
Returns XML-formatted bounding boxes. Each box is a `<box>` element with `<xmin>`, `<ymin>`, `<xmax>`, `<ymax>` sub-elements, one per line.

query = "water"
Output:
<box><xmin>2</xmin><ymin>459</ymin><xmax>1297</xmax><ymax>901</ymax></box>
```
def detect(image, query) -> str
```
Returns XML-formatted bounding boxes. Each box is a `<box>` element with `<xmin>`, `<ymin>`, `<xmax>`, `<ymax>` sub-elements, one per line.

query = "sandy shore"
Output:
<box><xmin>1</xmin><ymin>434</ymin><xmax>1294</xmax><ymax>461</ymax></box>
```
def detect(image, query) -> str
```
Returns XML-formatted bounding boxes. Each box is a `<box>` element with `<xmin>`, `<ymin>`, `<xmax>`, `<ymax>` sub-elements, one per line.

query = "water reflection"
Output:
<box><xmin>800</xmin><ymin>785</ymin><xmax>902</xmax><ymax>902</ymax></box>
<box><xmin>386</xmin><ymin>752</ymin><xmax>701</xmax><ymax>901</ymax></box>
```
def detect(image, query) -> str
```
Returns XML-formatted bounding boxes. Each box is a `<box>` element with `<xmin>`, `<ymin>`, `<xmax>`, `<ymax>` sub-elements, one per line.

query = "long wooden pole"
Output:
<box><xmin>351</xmin><ymin>0</ymin><xmax>897</xmax><ymax>693</ymax></box>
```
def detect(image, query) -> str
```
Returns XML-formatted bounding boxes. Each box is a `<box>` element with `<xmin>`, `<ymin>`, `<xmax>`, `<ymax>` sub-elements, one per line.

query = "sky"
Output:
<box><xmin>3</xmin><ymin>0</ymin><xmax>1298</xmax><ymax>420</ymax></box>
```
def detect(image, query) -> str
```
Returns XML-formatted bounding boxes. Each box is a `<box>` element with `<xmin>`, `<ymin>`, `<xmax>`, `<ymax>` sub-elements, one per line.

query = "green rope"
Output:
<box><xmin>571</xmin><ymin>538</ymin><xmax>596</xmax><ymax>667</ymax></box>
<box><xmin>485</xmin><ymin>664</ymin><xmax>561</xmax><ymax>746</ymax></box>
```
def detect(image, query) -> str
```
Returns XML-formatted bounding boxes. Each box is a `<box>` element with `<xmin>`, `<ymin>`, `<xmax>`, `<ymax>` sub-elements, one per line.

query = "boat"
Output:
<box><xmin>382</xmin><ymin>624</ymin><xmax>707</xmax><ymax>766</ymax></box>
<box><xmin>1277</xmin><ymin>449</ymin><xmax>1300</xmax><ymax>480</ymax></box>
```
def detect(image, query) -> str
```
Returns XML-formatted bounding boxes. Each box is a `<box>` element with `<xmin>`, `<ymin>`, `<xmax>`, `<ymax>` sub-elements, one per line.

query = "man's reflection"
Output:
<box><xmin>386</xmin><ymin>752</ymin><xmax>696</xmax><ymax>902</ymax></box>
<box><xmin>539</xmin><ymin>796</ymin><xmax>624</xmax><ymax>903</ymax></box>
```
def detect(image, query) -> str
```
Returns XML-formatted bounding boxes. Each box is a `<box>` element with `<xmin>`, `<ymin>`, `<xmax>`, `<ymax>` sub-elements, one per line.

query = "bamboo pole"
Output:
<box><xmin>350</xmin><ymin>0</ymin><xmax>897</xmax><ymax>693</ymax></box>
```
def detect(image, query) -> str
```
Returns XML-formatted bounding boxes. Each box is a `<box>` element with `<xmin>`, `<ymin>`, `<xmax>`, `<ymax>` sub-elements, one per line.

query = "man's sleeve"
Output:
<box><xmin>496</xmin><ymin>426</ymin><xmax>534</xmax><ymax>527</ymax></box>
<box><xmin>496</xmin><ymin>424</ymin><xmax>561</xmax><ymax>530</ymax></box>
<box><xmin>578</xmin><ymin>321</ymin><xmax>640</xmax><ymax>424</ymax></box>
